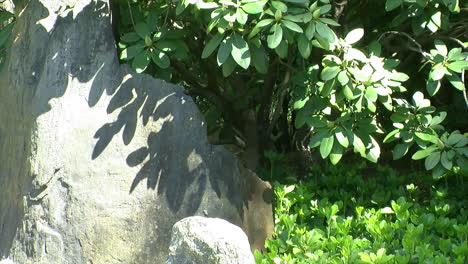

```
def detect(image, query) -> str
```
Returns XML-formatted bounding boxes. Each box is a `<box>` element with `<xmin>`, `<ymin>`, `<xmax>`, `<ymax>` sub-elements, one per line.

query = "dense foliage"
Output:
<box><xmin>2</xmin><ymin>1</ymin><xmax>467</xmax><ymax>177</ymax></box>
<box><xmin>111</xmin><ymin>0</ymin><xmax>468</xmax><ymax>178</ymax></box>
<box><xmin>255</xmin><ymin>162</ymin><xmax>468</xmax><ymax>263</ymax></box>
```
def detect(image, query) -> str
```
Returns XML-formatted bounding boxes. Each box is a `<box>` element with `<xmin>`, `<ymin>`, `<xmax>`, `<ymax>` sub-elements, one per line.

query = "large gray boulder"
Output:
<box><xmin>165</xmin><ymin>216</ymin><xmax>255</xmax><ymax>264</ymax></box>
<box><xmin>0</xmin><ymin>0</ymin><xmax>273</xmax><ymax>263</ymax></box>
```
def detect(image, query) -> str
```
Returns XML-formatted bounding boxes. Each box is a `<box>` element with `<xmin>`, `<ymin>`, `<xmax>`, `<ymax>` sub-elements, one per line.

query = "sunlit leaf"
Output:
<box><xmin>344</xmin><ymin>28</ymin><xmax>364</xmax><ymax>45</ymax></box>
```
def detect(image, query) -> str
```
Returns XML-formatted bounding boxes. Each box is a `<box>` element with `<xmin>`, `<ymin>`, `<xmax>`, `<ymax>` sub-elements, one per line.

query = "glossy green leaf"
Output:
<box><xmin>121</xmin><ymin>32</ymin><xmax>141</xmax><ymax>43</ymax></box>
<box><xmin>236</xmin><ymin>8</ymin><xmax>248</xmax><ymax>25</ymax></box>
<box><xmin>430</xmin><ymin>67</ymin><xmax>446</xmax><ymax>81</ymax></box>
<box><xmin>393</xmin><ymin>143</ymin><xmax>408</xmax><ymax>160</ymax></box>
<box><xmin>366</xmin><ymin>136</ymin><xmax>380</xmax><ymax>163</ymax></box>
<box><xmin>426</xmin><ymin>79</ymin><xmax>441</xmax><ymax>96</ymax></box>
<box><xmin>415</xmin><ymin>132</ymin><xmax>438</xmax><ymax>143</ymax></box>
<box><xmin>447</xmin><ymin>132</ymin><xmax>464</xmax><ymax>146</ymax></box>
<box><xmin>321</xmin><ymin>66</ymin><xmax>340</xmax><ymax>81</ymax></box>
<box><xmin>337</xmin><ymin>71</ymin><xmax>349</xmax><ymax>85</ymax></box>
<box><xmin>133</xmin><ymin>50</ymin><xmax>151</xmax><ymax>73</ymax></box>
<box><xmin>126</xmin><ymin>43</ymin><xmax>145</xmax><ymax>60</ymax></box>
<box><xmin>135</xmin><ymin>22</ymin><xmax>151</xmax><ymax>39</ymax></box>
<box><xmin>272</xmin><ymin>1</ymin><xmax>287</xmax><ymax>12</ymax></box>
<box><xmin>267</xmin><ymin>24</ymin><xmax>283</xmax><ymax>49</ymax></box>
<box><xmin>250</xmin><ymin>45</ymin><xmax>268</xmax><ymax>74</ymax></box>
<box><xmin>447</xmin><ymin>61</ymin><xmax>468</xmax><ymax>73</ymax></box>
<box><xmin>305</xmin><ymin>23</ymin><xmax>315</xmax><ymax>40</ymax></box>
<box><xmin>385</xmin><ymin>0</ymin><xmax>402</xmax><ymax>11</ymax></box>
<box><xmin>231</xmin><ymin>34</ymin><xmax>251</xmax><ymax>69</ymax></box>
<box><xmin>321</xmin><ymin>79</ymin><xmax>336</xmax><ymax>96</ymax></box>
<box><xmin>342</xmin><ymin>84</ymin><xmax>354</xmax><ymax>100</ymax></box>
<box><xmin>335</xmin><ymin>127</ymin><xmax>349</xmax><ymax>148</ymax></box>
<box><xmin>150</xmin><ymin>49</ymin><xmax>170</xmax><ymax>69</ymax></box>
<box><xmin>353</xmin><ymin>134</ymin><xmax>366</xmax><ymax>157</ymax></box>
<box><xmin>274</xmin><ymin>40</ymin><xmax>288</xmax><ymax>58</ymax></box>
<box><xmin>425</xmin><ymin>151</ymin><xmax>441</xmax><ymax>170</ymax></box>
<box><xmin>412</xmin><ymin>145</ymin><xmax>438</xmax><ymax>160</ymax></box>
<box><xmin>308</xmin><ymin>130</ymin><xmax>329</xmax><ymax>148</ymax></box>
<box><xmin>320</xmin><ymin>18</ymin><xmax>340</xmax><ymax>26</ymax></box>
<box><xmin>446</xmin><ymin>73</ymin><xmax>465</xmax><ymax>91</ymax></box>
<box><xmin>298</xmin><ymin>34</ymin><xmax>311</xmax><ymax>58</ymax></box>
<box><xmin>242</xmin><ymin>2</ymin><xmax>264</xmax><ymax>14</ymax></box>
<box><xmin>344</xmin><ymin>28</ymin><xmax>364</xmax><ymax>45</ymax></box>
<box><xmin>384</xmin><ymin>129</ymin><xmax>400</xmax><ymax>143</ymax></box>
<box><xmin>202</xmin><ymin>33</ymin><xmax>224</xmax><ymax>59</ymax></box>
<box><xmin>217</xmin><ymin>36</ymin><xmax>232</xmax><ymax>65</ymax></box>
<box><xmin>329</xmin><ymin>143</ymin><xmax>344</xmax><ymax>164</ymax></box>
<box><xmin>434</xmin><ymin>40</ymin><xmax>447</xmax><ymax>56</ymax></box>
<box><xmin>320</xmin><ymin>133</ymin><xmax>334</xmax><ymax>159</ymax></box>
<box><xmin>282</xmin><ymin>20</ymin><xmax>303</xmax><ymax>33</ymax></box>
<box><xmin>248</xmin><ymin>19</ymin><xmax>274</xmax><ymax>39</ymax></box>
<box><xmin>440</xmin><ymin>151</ymin><xmax>452</xmax><ymax>170</ymax></box>
<box><xmin>315</xmin><ymin>22</ymin><xmax>335</xmax><ymax>42</ymax></box>
<box><xmin>222</xmin><ymin>56</ymin><xmax>237</xmax><ymax>76</ymax></box>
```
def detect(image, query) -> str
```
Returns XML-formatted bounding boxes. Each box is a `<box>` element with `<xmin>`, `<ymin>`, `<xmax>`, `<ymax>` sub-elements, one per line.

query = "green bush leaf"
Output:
<box><xmin>426</xmin><ymin>79</ymin><xmax>441</xmax><ymax>96</ymax></box>
<box><xmin>385</xmin><ymin>0</ymin><xmax>402</xmax><ymax>11</ymax></box>
<box><xmin>202</xmin><ymin>33</ymin><xmax>224</xmax><ymax>59</ymax></box>
<box><xmin>319</xmin><ymin>17</ymin><xmax>340</xmax><ymax>26</ymax></box>
<box><xmin>274</xmin><ymin>40</ymin><xmax>288</xmax><ymax>59</ymax></box>
<box><xmin>440</xmin><ymin>151</ymin><xmax>452</xmax><ymax>170</ymax></box>
<box><xmin>446</xmin><ymin>73</ymin><xmax>465</xmax><ymax>91</ymax></box>
<box><xmin>320</xmin><ymin>133</ymin><xmax>334</xmax><ymax>159</ymax></box>
<box><xmin>335</xmin><ymin>127</ymin><xmax>349</xmax><ymax>148</ymax></box>
<box><xmin>329</xmin><ymin>143</ymin><xmax>344</xmax><ymax>165</ymax></box>
<box><xmin>126</xmin><ymin>43</ymin><xmax>145</xmax><ymax>60</ymax></box>
<box><xmin>121</xmin><ymin>32</ymin><xmax>141</xmax><ymax>43</ymax></box>
<box><xmin>415</xmin><ymin>132</ymin><xmax>438</xmax><ymax>143</ymax></box>
<box><xmin>315</xmin><ymin>22</ymin><xmax>335</xmax><ymax>42</ymax></box>
<box><xmin>250</xmin><ymin>45</ymin><xmax>268</xmax><ymax>74</ymax></box>
<box><xmin>298</xmin><ymin>34</ymin><xmax>311</xmax><ymax>58</ymax></box>
<box><xmin>217</xmin><ymin>36</ymin><xmax>233</xmax><ymax>65</ymax></box>
<box><xmin>384</xmin><ymin>129</ymin><xmax>400</xmax><ymax>143</ymax></box>
<box><xmin>236</xmin><ymin>8</ymin><xmax>248</xmax><ymax>25</ymax></box>
<box><xmin>305</xmin><ymin>23</ymin><xmax>315</xmax><ymax>40</ymax></box>
<box><xmin>282</xmin><ymin>20</ymin><xmax>303</xmax><ymax>33</ymax></box>
<box><xmin>267</xmin><ymin>24</ymin><xmax>283</xmax><ymax>49</ymax></box>
<box><xmin>321</xmin><ymin>79</ymin><xmax>336</xmax><ymax>96</ymax></box>
<box><xmin>150</xmin><ymin>49</ymin><xmax>170</xmax><ymax>69</ymax></box>
<box><xmin>321</xmin><ymin>66</ymin><xmax>340</xmax><ymax>81</ymax></box>
<box><xmin>0</xmin><ymin>23</ymin><xmax>14</xmax><ymax>48</ymax></box>
<box><xmin>393</xmin><ymin>143</ymin><xmax>408</xmax><ymax>160</ymax></box>
<box><xmin>248</xmin><ymin>19</ymin><xmax>274</xmax><ymax>39</ymax></box>
<box><xmin>133</xmin><ymin>50</ymin><xmax>151</xmax><ymax>73</ymax></box>
<box><xmin>412</xmin><ymin>145</ymin><xmax>437</xmax><ymax>160</ymax></box>
<box><xmin>135</xmin><ymin>22</ymin><xmax>151</xmax><ymax>39</ymax></box>
<box><xmin>337</xmin><ymin>71</ymin><xmax>349</xmax><ymax>85</ymax></box>
<box><xmin>430</xmin><ymin>112</ymin><xmax>447</xmax><ymax>127</ymax></box>
<box><xmin>434</xmin><ymin>40</ymin><xmax>447</xmax><ymax>56</ymax></box>
<box><xmin>231</xmin><ymin>34</ymin><xmax>251</xmax><ymax>69</ymax></box>
<box><xmin>242</xmin><ymin>2</ymin><xmax>264</xmax><ymax>14</ymax></box>
<box><xmin>425</xmin><ymin>151</ymin><xmax>441</xmax><ymax>170</ymax></box>
<box><xmin>447</xmin><ymin>60</ymin><xmax>468</xmax><ymax>73</ymax></box>
<box><xmin>344</xmin><ymin>28</ymin><xmax>364</xmax><ymax>45</ymax></box>
<box><xmin>366</xmin><ymin>136</ymin><xmax>380</xmax><ymax>163</ymax></box>
<box><xmin>222</xmin><ymin>56</ymin><xmax>237</xmax><ymax>77</ymax></box>
<box><xmin>353</xmin><ymin>134</ymin><xmax>366</xmax><ymax>157</ymax></box>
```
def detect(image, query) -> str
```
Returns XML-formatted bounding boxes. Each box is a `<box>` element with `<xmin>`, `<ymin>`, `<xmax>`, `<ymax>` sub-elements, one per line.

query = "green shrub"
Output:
<box><xmin>255</xmin><ymin>164</ymin><xmax>467</xmax><ymax>264</ymax></box>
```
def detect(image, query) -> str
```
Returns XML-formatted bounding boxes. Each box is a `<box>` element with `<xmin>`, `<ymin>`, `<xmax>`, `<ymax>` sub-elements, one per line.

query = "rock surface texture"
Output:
<box><xmin>0</xmin><ymin>0</ymin><xmax>273</xmax><ymax>263</ymax></box>
<box><xmin>165</xmin><ymin>216</ymin><xmax>255</xmax><ymax>264</ymax></box>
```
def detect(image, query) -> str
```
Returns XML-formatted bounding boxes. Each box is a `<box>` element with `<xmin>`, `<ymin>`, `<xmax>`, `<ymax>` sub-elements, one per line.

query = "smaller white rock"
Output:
<box><xmin>165</xmin><ymin>216</ymin><xmax>255</xmax><ymax>264</ymax></box>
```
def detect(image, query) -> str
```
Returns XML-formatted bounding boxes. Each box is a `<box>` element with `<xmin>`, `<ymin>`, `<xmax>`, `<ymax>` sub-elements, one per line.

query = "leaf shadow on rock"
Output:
<box><xmin>0</xmin><ymin>0</ymin><xmax>117</xmax><ymax>257</ymax></box>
